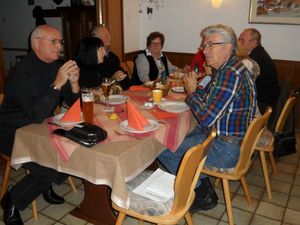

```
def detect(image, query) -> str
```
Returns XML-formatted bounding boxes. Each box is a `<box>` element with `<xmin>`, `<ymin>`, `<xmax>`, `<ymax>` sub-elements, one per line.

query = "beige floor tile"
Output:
<box><xmin>287</xmin><ymin>195</ymin><xmax>300</xmax><ymax>211</ymax></box>
<box><xmin>284</xmin><ymin>208</ymin><xmax>300</xmax><ymax>225</ymax></box>
<box><xmin>271</xmin><ymin>170</ymin><xmax>294</xmax><ymax>184</ymax></box>
<box><xmin>123</xmin><ymin>216</ymin><xmax>152</xmax><ymax>225</ymax></box>
<box><xmin>290</xmin><ymin>184</ymin><xmax>300</xmax><ymax>198</ymax></box>
<box><xmin>250</xmin><ymin>214</ymin><xmax>281</xmax><ymax>225</ymax></box>
<box><xmin>24</xmin><ymin>214</ymin><xmax>56</xmax><ymax>225</ymax></box>
<box><xmin>53</xmin><ymin>223</ymin><xmax>65</xmax><ymax>225</ymax></box>
<box><xmin>279</xmin><ymin>153</ymin><xmax>299</xmax><ymax>165</ymax></box>
<box><xmin>64</xmin><ymin>188</ymin><xmax>85</xmax><ymax>206</ymax></box>
<box><xmin>270</xmin><ymin>179</ymin><xmax>292</xmax><ymax>194</ymax></box>
<box><xmin>262</xmin><ymin>190</ymin><xmax>289</xmax><ymax>207</ymax></box>
<box><xmin>276</xmin><ymin>162</ymin><xmax>297</xmax><ymax>174</ymax></box>
<box><xmin>256</xmin><ymin>201</ymin><xmax>285</xmax><ymax>220</ymax></box>
<box><xmin>218</xmin><ymin>222</ymin><xmax>229</xmax><ymax>225</ymax></box>
<box><xmin>294</xmin><ymin>175</ymin><xmax>300</xmax><ymax>186</ymax></box>
<box><xmin>246</xmin><ymin>173</ymin><xmax>266</xmax><ymax>188</ymax></box>
<box><xmin>191</xmin><ymin>213</ymin><xmax>219</xmax><ymax>225</ymax></box>
<box><xmin>196</xmin><ymin>202</ymin><xmax>226</xmax><ymax>219</ymax></box>
<box><xmin>231</xmin><ymin>194</ymin><xmax>258</xmax><ymax>212</ymax></box>
<box><xmin>237</xmin><ymin>183</ymin><xmax>264</xmax><ymax>200</ymax></box>
<box><xmin>221</xmin><ymin>207</ymin><xmax>253</xmax><ymax>225</ymax></box>
<box><xmin>41</xmin><ymin>202</ymin><xmax>74</xmax><ymax>220</ymax></box>
<box><xmin>60</xmin><ymin>214</ymin><xmax>87</xmax><ymax>225</ymax></box>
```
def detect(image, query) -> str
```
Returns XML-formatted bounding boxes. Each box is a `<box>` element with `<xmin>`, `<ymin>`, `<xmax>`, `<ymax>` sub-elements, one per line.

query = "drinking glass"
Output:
<box><xmin>101</xmin><ymin>77</ymin><xmax>114</xmax><ymax>112</ymax></box>
<box><xmin>81</xmin><ymin>88</ymin><xmax>94</xmax><ymax>124</ymax></box>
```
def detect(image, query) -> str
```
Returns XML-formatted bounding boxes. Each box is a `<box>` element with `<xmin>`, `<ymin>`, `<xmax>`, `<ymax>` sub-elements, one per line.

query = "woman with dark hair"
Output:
<box><xmin>131</xmin><ymin>31</ymin><xmax>176</xmax><ymax>85</ymax></box>
<box><xmin>76</xmin><ymin>37</ymin><xmax>106</xmax><ymax>88</ymax></box>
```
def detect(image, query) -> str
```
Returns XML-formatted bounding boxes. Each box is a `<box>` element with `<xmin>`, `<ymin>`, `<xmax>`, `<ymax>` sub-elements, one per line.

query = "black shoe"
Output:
<box><xmin>1</xmin><ymin>191</ymin><xmax>24</xmax><ymax>225</ymax></box>
<box><xmin>190</xmin><ymin>178</ymin><xmax>218</xmax><ymax>212</ymax></box>
<box><xmin>42</xmin><ymin>186</ymin><xmax>64</xmax><ymax>204</ymax></box>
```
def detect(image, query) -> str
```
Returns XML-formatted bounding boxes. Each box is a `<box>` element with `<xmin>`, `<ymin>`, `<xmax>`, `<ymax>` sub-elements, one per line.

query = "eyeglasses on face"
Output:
<box><xmin>200</xmin><ymin>42</ymin><xmax>227</xmax><ymax>50</ymax></box>
<box><xmin>34</xmin><ymin>37</ymin><xmax>64</xmax><ymax>46</ymax></box>
<box><xmin>150</xmin><ymin>41</ymin><xmax>162</xmax><ymax>46</ymax></box>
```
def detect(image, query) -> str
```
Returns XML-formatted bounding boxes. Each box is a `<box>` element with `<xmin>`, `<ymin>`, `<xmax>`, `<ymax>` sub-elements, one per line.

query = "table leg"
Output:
<box><xmin>70</xmin><ymin>180</ymin><xmax>116</xmax><ymax>225</ymax></box>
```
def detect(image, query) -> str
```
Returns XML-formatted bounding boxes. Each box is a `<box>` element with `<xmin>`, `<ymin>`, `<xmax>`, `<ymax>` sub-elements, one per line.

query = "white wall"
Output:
<box><xmin>127</xmin><ymin>0</ymin><xmax>300</xmax><ymax>61</ymax></box>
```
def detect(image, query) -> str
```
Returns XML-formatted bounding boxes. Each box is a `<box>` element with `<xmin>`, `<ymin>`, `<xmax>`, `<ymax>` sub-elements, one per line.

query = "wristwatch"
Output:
<box><xmin>49</xmin><ymin>84</ymin><xmax>59</xmax><ymax>91</ymax></box>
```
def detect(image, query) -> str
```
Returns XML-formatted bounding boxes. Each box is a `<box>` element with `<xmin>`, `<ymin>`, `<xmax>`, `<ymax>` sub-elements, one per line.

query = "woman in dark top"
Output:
<box><xmin>76</xmin><ymin>37</ymin><xmax>106</xmax><ymax>88</ymax></box>
<box><xmin>131</xmin><ymin>31</ymin><xmax>176</xmax><ymax>85</ymax></box>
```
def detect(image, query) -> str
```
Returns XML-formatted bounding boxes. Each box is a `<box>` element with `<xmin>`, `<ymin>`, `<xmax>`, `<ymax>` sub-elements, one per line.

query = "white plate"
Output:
<box><xmin>120</xmin><ymin>119</ymin><xmax>159</xmax><ymax>134</ymax></box>
<box><xmin>158</xmin><ymin>101</ymin><xmax>189</xmax><ymax>113</ymax></box>
<box><xmin>53</xmin><ymin>113</ymin><xmax>84</xmax><ymax>126</ymax></box>
<box><xmin>171</xmin><ymin>86</ymin><xmax>185</xmax><ymax>93</ymax></box>
<box><xmin>108</xmin><ymin>95</ymin><xmax>130</xmax><ymax>105</ymax></box>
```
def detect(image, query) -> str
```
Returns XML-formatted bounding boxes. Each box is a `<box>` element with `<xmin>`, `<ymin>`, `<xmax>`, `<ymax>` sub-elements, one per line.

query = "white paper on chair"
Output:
<box><xmin>133</xmin><ymin>168</ymin><xmax>175</xmax><ymax>202</ymax></box>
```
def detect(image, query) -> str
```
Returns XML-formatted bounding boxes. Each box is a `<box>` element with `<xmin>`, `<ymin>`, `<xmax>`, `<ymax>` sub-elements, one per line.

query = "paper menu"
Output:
<box><xmin>133</xmin><ymin>168</ymin><xmax>175</xmax><ymax>202</ymax></box>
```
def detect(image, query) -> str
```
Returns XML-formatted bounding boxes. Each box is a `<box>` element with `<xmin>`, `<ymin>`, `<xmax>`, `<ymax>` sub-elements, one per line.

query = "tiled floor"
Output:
<box><xmin>1</xmin><ymin>132</ymin><xmax>300</xmax><ymax>225</ymax></box>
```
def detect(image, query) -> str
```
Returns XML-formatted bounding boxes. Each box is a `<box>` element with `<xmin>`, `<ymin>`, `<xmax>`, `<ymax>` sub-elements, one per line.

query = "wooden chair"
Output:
<box><xmin>112</xmin><ymin>129</ymin><xmax>216</xmax><ymax>225</ymax></box>
<box><xmin>256</xmin><ymin>95</ymin><xmax>296</xmax><ymax>199</ymax></box>
<box><xmin>0</xmin><ymin>94</ymin><xmax>77</xmax><ymax>221</ymax></box>
<box><xmin>121</xmin><ymin>60</ymin><xmax>134</xmax><ymax>79</ymax></box>
<box><xmin>202</xmin><ymin>108</ymin><xmax>272</xmax><ymax>225</ymax></box>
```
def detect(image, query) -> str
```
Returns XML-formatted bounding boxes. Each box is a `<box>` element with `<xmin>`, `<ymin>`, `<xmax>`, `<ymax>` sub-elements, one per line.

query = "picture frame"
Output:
<box><xmin>249</xmin><ymin>0</ymin><xmax>300</xmax><ymax>25</ymax></box>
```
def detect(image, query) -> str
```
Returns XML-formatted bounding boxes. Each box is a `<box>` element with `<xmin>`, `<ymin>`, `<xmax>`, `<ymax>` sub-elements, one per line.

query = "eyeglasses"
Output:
<box><xmin>34</xmin><ymin>37</ymin><xmax>64</xmax><ymax>46</ymax></box>
<box><xmin>150</xmin><ymin>41</ymin><xmax>162</xmax><ymax>46</ymax></box>
<box><xmin>200</xmin><ymin>42</ymin><xmax>227</xmax><ymax>50</ymax></box>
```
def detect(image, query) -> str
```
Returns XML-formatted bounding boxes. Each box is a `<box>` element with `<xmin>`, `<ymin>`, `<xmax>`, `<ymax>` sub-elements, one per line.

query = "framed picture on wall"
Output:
<box><xmin>249</xmin><ymin>0</ymin><xmax>300</xmax><ymax>25</ymax></box>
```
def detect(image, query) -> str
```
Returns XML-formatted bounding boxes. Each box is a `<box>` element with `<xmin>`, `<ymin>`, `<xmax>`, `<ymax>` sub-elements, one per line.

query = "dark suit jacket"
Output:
<box><xmin>249</xmin><ymin>45</ymin><xmax>280</xmax><ymax>105</ymax></box>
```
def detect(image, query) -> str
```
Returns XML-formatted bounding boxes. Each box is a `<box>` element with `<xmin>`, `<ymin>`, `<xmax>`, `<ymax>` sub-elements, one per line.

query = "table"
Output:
<box><xmin>10</xmin><ymin>90</ymin><xmax>193</xmax><ymax>225</ymax></box>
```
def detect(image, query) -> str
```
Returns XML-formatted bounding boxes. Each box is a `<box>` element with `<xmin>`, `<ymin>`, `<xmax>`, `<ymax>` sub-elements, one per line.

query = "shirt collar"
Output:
<box><xmin>146</xmin><ymin>48</ymin><xmax>163</xmax><ymax>58</ymax></box>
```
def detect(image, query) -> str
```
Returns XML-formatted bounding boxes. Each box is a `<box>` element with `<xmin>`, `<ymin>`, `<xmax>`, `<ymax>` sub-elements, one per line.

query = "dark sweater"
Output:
<box><xmin>79</xmin><ymin>51</ymin><xmax>130</xmax><ymax>90</ymax></box>
<box><xmin>249</xmin><ymin>45</ymin><xmax>280</xmax><ymax>105</ymax></box>
<box><xmin>0</xmin><ymin>52</ymin><xmax>79</xmax><ymax>156</ymax></box>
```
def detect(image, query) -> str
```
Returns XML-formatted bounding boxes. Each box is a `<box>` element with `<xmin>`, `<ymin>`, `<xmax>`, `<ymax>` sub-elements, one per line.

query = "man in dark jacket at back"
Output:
<box><xmin>239</xmin><ymin>28</ymin><xmax>280</xmax><ymax>116</ymax></box>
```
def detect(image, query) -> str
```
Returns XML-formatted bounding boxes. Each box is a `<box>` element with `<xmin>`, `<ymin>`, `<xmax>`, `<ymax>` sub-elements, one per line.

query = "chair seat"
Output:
<box><xmin>127</xmin><ymin>170</ymin><xmax>173</xmax><ymax>216</ymax></box>
<box><xmin>257</xmin><ymin>128</ymin><xmax>274</xmax><ymax>147</ymax></box>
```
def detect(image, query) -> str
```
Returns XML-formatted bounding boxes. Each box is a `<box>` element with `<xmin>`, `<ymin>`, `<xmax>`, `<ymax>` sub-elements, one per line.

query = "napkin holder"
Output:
<box><xmin>53</xmin><ymin>123</ymin><xmax>107</xmax><ymax>147</ymax></box>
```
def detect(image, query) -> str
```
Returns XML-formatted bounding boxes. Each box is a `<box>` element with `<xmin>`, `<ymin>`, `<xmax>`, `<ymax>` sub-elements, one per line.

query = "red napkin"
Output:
<box><xmin>127</xmin><ymin>101</ymin><xmax>150</xmax><ymax>130</ymax></box>
<box><xmin>60</xmin><ymin>99</ymin><xmax>82</xmax><ymax>122</ymax></box>
<box><xmin>129</xmin><ymin>86</ymin><xmax>150</xmax><ymax>91</ymax></box>
<box><xmin>152</xmin><ymin>110</ymin><xmax>178</xmax><ymax>120</ymax></box>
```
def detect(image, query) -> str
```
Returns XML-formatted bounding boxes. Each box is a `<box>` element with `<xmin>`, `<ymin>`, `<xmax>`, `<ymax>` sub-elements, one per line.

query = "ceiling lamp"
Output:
<box><xmin>211</xmin><ymin>0</ymin><xmax>222</xmax><ymax>8</ymax></box>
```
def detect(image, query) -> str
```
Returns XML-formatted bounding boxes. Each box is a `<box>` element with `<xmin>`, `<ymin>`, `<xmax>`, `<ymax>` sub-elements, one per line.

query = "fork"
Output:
<box><xmin>113</xmin><ymin>130</ymin><xmax>143</xmax><ymax>140</ymax></box>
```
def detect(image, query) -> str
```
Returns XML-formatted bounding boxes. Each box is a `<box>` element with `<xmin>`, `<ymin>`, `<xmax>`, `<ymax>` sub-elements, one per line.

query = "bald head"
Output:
<box><xmin>30</xmin><ymin>25</ymin><xmax>63</xmax><ymax>63</ymax></box>
<box><xmin>91</xmin><ymin>25</ymin><xmax>111</xmax><ymax>48</ymax></box>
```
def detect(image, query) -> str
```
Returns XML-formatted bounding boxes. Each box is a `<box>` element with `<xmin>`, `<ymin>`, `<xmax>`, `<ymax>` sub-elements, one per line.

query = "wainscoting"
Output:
<box><xmin>125</xmin><ymin>51</ymin><xmax>300</xmax><ymax>128</ymax></box>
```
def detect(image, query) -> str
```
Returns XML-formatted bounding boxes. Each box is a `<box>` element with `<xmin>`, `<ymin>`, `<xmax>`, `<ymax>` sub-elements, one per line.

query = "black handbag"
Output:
<box><xmin>53</xmin><ymin>123</ymin><xmax>107</xmax><ymax>147</ymax></box>
<box><xmin>273</xmin><ymin>130</ymin><xmax>296</xmax><ymax>159</ymax></box>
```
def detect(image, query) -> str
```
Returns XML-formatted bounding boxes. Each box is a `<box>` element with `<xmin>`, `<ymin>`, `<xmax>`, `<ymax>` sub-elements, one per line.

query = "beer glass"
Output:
<box><xmin>101</xmin><ymin>77</ymin><xmax>114</xmax><ymax>112</ymax></box>
<box><xmin>81</xmin><ymin>88</ymin><xmax>94</xmax><ymax>123</ymax></box>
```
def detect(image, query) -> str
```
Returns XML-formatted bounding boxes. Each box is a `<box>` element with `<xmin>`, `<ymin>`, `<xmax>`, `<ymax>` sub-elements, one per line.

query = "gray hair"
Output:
<box><xmin>201</xmin><ymin>24</ymin><xmax>238</xmax><ymax>53</ymax></box>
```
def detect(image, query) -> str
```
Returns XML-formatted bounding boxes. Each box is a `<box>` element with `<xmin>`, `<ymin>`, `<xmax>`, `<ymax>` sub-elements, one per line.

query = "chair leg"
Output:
<box><xmin>222</xmin><ymin>179</ymin><xmax>234</xmax><ymax>225</ymax></box>
<box><xmin>259</xmin><ymin>151</ymin><xmax>272</xmax><ymax>199</ymax></box>
<box><xmin>68</xmin><ymin>176</ymin><xmax>77</xmax><ymax>193</ymax></box>
<box><xmin>31</xmin><ymin>200</ymin><xmax>38</xmax><ymax>221</ymax></box>
<box><xmin>0</xmin><ymin>158</ymin><xmax>11</xmax><ymax>200</ymax></box>
<box><xmin>240</xmin><ymin>176</ymin><xmax>252</xmax><ymax>205</ymax></box>
<box><xmin>115</xmin><ymin>212</ymin><xmax>126</xmax><ymax>225</ymax></box>
<box><xmin>138</xmin><ymin>220</ymin><xmax>144</xmax><ymax>225</ymax></box>
<box><xmin>268</xmin><ymin>151</ymin><xmax>279</xmax><ymax>176</ymax></box>
<box><xmin>185</xmin><ymin>211</ymin><xmax>194</xmax><ymax>225</ymax></box>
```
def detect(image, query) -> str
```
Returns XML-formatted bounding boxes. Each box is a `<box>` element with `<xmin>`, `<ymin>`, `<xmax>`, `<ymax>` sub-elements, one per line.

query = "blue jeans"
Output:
<box><xmin>158</xmin><ymin>126</ymin><xmax>240</xmax><ymax>187</ymax></box>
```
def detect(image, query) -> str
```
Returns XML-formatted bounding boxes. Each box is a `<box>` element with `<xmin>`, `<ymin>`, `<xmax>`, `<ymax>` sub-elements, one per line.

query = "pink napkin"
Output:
<box><xmin>127</xmin><ymin>101</ymin><xmax>150</xmax><ymax>130</ymax></box>
<box><xmin>129</xmin><ymin>86</ymin><xmax>150</xmax><ymax>91</ymax></box>
<box><xmin>60</xmin><ymin>99</ymin><xmax>81</xmax><ymax>122</ymax></box>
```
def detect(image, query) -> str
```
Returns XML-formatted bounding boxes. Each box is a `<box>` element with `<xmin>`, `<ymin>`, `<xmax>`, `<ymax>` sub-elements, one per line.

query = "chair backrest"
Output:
<box><xmin>234</xmin><ymin>107</ymin><xmax>272</xmax><ymax>174</ymax></box>
<box><xmin>170</xmin><ymin>129</ymin><xmax>216</xmax><ymax>214</ymax></box>
<box><xmin>121</xmin><ymin>61</ymin><xmax>134</xmax><ymax>79</ymax></box>
<box><xmin>275</xmin><ymin>96</ymin><xmax>296</xmax><ymax>133</ymax></box>
<box><xmin>0</xmin><ymin>93</ymin><xmax>3</xmax><ymax>105</ymax></box>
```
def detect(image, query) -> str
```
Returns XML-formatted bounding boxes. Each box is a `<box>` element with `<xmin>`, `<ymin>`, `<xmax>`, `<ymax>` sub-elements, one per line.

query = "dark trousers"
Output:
<box><xmin>10</xmin><ymin>162</ymin><xmax>68</xmax><ymax>210</ymax></box>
